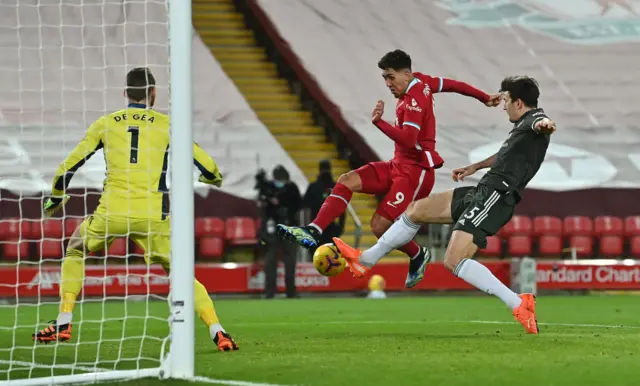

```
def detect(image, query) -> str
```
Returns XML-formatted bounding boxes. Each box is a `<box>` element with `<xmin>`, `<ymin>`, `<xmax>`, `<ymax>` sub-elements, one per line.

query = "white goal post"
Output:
<box><xmin>0</xmin><ymin>0</ymin><xmax>195</xmax><ymax>384</ymax></box>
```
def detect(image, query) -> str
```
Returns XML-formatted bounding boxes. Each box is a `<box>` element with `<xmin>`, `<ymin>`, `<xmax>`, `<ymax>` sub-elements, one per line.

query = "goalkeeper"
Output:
<box><xmin>32</xmin><ymin>67</ymin><xmax>239</xmax><ymax>352</ymax></box>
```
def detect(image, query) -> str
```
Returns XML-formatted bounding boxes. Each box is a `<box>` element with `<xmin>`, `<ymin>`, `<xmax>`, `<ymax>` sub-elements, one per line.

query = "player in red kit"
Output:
<box><xmin>277</xmin><ymin>49</ymin><xmax>500</xmax><ymax>287</ymax></box>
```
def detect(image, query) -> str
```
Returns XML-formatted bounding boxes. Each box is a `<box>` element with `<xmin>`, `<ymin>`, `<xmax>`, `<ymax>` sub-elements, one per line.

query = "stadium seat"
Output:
<box><xmin>563</xmin><ymin>216</ymin><xmax>593</xmax><ymax>237</ymax></box>
<box><xmin>624</xmin><ymin>216</ymin><xmax>640</xmax><ymax>237</ymax></box>
<box><xmin>108</xmin><ymin>238</ymin><xmax>128</xmax><ymax>257</ymax></box>
<box><xmin>225</xmin><ymin>217</ymin><xmax>258</xmax><ymax>245</ymax></box>
<box><xmin>64</xmin><ymin>218</ymin><xmax>84</xmax><ymax>238</ymax></box>
<box><xmin>200</xmin><ymin>237</ymin><xmax>224</xmax><ymax>259</ymax></box>
<box><xmin>32</xmin><ymin>219</ymin><xmax>64</xmax><ymax>240</ymax></box>
<box><xmin>477</xmin><ymin>236</ymin><xmax>501</xmax><ymax>257</ymax></box>
<box><xmin>3</xmin><ymin>241</ymin><xmax>30</xmax><ymax>261</ymax></box>
<box><xmin>630</xmin><ymin>236</ymin><xmax>640</xmax><ymax>258</ymax></box>
<box><xmin>38</xmin><ymin>240</ymin><xmax>63</xmax><ymax>258</ymax></box>
<box><xmin>499</xmin><ymin>216</ymin><xmax>533</xmax><ymax>238</ymax></box>
<box><xmin>538</xmin><ymin>235</ymin><xmax>563</xmax><ymax>256</ymax></box>
<box><xmin>594</xmin><ymin>216</ymin><xmax>623</xmax><ymax>236</ymax></box>
<box><xmin>195</xmin><ymin>217</ymin><xmax>225</xmax><ymax>239</ymax></box>
<box><xmin>507</xmin><ymin>236</ymin><xmax>532</xmax><ymax>257</ymax></box>
<box><xmin>133</xmin><ymin>243</ymin><xmax>145</xmax><ymax>257</ymax></box>
<box><xmin>599</xmin><ymin>236</ymin><xmax>623</xmax><ymax>257</ymax></box>
<box><xmin>0</xmin><ymin>219</ymin><xmax>32</xmax><ymax>240</ymax></box>
<box><xmin>532</xmin><ymin>216</ymin><xmax>562</xmax><ymax>236</ymax></box>
<box><xmin>568</xmin><ymin>236</ymin><xmax>593</xmax><ymax>258</ymax></box>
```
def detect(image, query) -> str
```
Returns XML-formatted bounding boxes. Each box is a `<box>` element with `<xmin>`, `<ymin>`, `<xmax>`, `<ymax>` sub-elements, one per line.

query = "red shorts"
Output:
<box><xmin>355</xmin><ymin>161</ymin><xmax>435</xmax><ymax>221</ymax></box>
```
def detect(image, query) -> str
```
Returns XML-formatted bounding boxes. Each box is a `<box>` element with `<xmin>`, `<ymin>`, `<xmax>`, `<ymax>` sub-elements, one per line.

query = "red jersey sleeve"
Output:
<box><xmin>413</xmin><ymin>72</ymin><xmax>490</xmax><ymax>103</ymax></box>
<box><xmin>374</xmin><ymin>95</ymin><xmax>424</xmax><ymax>149</ymax></box>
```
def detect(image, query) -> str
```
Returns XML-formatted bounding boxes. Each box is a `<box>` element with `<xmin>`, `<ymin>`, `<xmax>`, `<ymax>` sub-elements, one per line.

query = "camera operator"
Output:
<box><xmin>302</xmin><ymin>160</ymin><xmax>345</xmax><ymax>245</ymax></box>
<box><xmin>256</xmin><ymin>165</ymin><xmax>301</xmax><ymax>299</ymax></box>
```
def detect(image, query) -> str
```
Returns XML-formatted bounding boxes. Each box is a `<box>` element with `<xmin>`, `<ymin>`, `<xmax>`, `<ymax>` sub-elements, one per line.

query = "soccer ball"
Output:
<box><xmin>368</xmin><ymin>274</ymin><xmax>386</xmax><ymax>292</ymax></box>
<box><xmin>312</xmin><ymin>243</ymin><xmax>346</xmax><ymax>277</ymax></box>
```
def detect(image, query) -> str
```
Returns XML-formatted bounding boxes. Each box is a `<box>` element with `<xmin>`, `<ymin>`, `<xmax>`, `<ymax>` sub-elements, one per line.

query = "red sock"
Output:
<box><xmin>399</xmin><ymin>240</ymin><xmax>421</xmax><ymax>259</ymax></box>
<box><xmin>310</xmin><ymin>183</ymin><xmax>353</xmax><ymax>232</ymax></box>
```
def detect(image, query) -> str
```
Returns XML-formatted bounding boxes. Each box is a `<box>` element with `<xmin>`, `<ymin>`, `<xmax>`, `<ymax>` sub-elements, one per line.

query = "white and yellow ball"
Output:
<box><xmin>312</xmin><ymin>243</ymin><xmax>346</xmax><ymax>277</ymax></box>
<box><xmin>368</xmin><ymin>274</ymin><xmax>386</xmax><ymax>292</ymax></box>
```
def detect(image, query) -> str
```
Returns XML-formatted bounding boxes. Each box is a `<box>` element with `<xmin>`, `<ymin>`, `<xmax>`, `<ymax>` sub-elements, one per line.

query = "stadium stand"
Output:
<box><xmin>0</xmin><ymin>1</ymin><xmax>307</xmax><ymax>207</ymax></box>
<box><xmin>255</xmin><ymin>0</ymin><xmax>640</xmax><ymax>219</ymax></box>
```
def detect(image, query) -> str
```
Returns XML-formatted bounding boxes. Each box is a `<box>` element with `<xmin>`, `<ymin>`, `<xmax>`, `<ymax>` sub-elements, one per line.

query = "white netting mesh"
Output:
<box><xmin>0</xmin><ymin>0</ymin><xmax>173</xmax><ymax>381</ymax></box>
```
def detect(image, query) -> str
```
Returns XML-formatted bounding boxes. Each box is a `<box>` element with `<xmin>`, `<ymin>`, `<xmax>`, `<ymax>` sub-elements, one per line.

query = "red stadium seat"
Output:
<box><xmin>133</xmin><ymin>242</ymin><xmax>146</xmax><ymax>257</ymax></box>
<box><xmin>499</xmin><ymin>216</ymin><xmax>533</xmax><ymax>238</ymax></box>
<box><xmin>624</xmin><ymin>216</ymin><xmax>640</xmax><ymax>237</ymax></box>
<box><xmin>195</xmin><ymin>217</ymin><xmax>225</xmax><ymax>239</ymax></box>
<box><xmin>599</xmin><ymin>236</ymin><xmax>623</xmax><ymax>258</ymax></box>
<box><xmin>32</xmin><ymin>219</ymin><xmax>64</xmax><ymax>240</ymax></box>
<box><xmin>477</xmin><ymin>236</ymin><xmax>501</xmax><ymax>257</ymax></box>
<box><xmin>225</xmin><ymin>217</ymin><xmax>258</xmax><ymax>245</ymax></box>
<box><xmin>563</xmin><ymin>216</ymin><xmax>593</xmax><ymax>237</ymax></box>
<box><xmin>568</xmin><ymin>236</ymin><xmax>593</xmax><ymax>258</ymax></box>
<box><xmin>38</xmin><ymin>240</ymin><xmax>63</xmax><ymax>258</ymax></box>
<box><xmin>108</xmin><ymin>238</ymin><xmax>128</xmax><ymax>257</ymax></box>
<box><xmin>0</xmin><ymin>219</ymin><xmax>32</xmax><ymax>240</ymax></box>
<box><xmin>64</xmin><ymin>218</ymin><xmax>84</xmax><ymax>238</ymax></box>
<box><xmin>538</xmin><ymin>235</ymin><xmax>562</xmax><ymax>256</ymax></box>
<box><xmin>3</xmin><ymin>241</ymin><xmax>30</xmax><ymax>261</ymax></box>
<box><xmin>630</xmin><ymin>236</ymin><xmax>640</xmax><ymax>258</ymax></box>
<box><xmin>594</xmin><ymin>216</ymin><xmax>623</xmax><ymax>236</ymax></box>
<box><xmin>200</xmin><ymin>237</ymin><xmax>224</xmax><ymax>259</ymax></box>
<box><xmin>507</xmin><ymin>236</ymin><xmax>532</xmax><ymax>257</ymax></box>
<box><xmin>532</xmin><ymin>216</ymin><xmax>562</xmax><ymax>236</ymax></box>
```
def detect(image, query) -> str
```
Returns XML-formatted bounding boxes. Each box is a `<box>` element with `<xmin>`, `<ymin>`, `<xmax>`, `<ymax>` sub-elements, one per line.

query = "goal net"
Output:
<box><xmin>0</xmin><ymin>0</ymin><xmax>194</xmax><ymax>384</ymax></box>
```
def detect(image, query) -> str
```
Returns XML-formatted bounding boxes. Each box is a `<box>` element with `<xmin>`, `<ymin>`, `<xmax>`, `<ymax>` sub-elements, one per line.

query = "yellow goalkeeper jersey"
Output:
<box><xmin>51</xmin><ymin>103</ymin><xmax>220</xmax><ymax>219</ymax></box>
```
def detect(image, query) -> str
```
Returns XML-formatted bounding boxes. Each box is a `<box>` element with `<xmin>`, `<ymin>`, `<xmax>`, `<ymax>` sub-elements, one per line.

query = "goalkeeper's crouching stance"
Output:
<box><xmin>32</xmin><ymin>67</ymin><xmax>239</xmax><ymax>352</ymax></box>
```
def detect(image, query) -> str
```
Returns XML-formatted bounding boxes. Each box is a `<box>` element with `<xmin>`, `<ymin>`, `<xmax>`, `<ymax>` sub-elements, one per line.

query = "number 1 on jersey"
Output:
<box><xmin>127</xmin><ymin>126</ymin><xmax>139</xmax><ymax>164</ymax></box>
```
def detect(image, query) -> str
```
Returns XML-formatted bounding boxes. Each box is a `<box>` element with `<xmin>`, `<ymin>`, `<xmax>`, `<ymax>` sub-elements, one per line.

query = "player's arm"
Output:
<box><xmin>532</xmin><ymin>116</ymin><xmax>556</xmax><ymax>134</ymax></box>
<box><xmin>413</xmin><ymin>72</ymin><xmax>499</xmax><ymax>106</ymax></box>
<box><xmin>371</xmin><ymin>98</ymin><xmax>421</xmax><ymax>149</ymax></box>
<box><xmin>194</xmin><ymin>143</ymin><xmax>223</xmax><ymax>187</ymax></box>
<box><xmin>452</xmin><ymin>153</ymin><xmax>497</xmax><ymax>182</ymax></box>
<box><xmin>45</xmin><ymin>118</ymin><xmax>104</xmax><ymax>216</ymax></box>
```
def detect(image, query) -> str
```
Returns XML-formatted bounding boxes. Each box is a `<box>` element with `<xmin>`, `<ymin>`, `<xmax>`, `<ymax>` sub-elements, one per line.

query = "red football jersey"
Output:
<box><xmin>390</xmin><ymin>74</ymin><xmax>444</xmax><ymax>168</ymax></box>
<box><xmin>374</xmin><ymin>72</ymin><xmax>490</xmax><ymax>169</ymax></box>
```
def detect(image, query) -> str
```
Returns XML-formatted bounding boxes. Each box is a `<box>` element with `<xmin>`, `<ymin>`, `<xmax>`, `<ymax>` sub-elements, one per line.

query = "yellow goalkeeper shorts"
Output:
<box><xmin>78</xmin><ymin>214</ymin><xmax>171</xmax><ymax>271</ymax></box>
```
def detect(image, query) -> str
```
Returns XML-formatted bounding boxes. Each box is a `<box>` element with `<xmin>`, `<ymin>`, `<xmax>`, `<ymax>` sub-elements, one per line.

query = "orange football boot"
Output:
<box><xmin>32</xmin><ymin>320</ymin><xmax>72</xmax><ymax>343</ymax></box>
<box><xmin>513</xmin><ymin>294</ymin><xmax>539</xmax><ymax>334</ymax></box>
<box><xmin>213</xmin><ymin>331</ymin><xmax>239</xmax><ymax>352</ymax></box>
<box><xmin>332</xmin><ymin>237</ymin><xmax>370</xmax><ymax>278</ymax></box>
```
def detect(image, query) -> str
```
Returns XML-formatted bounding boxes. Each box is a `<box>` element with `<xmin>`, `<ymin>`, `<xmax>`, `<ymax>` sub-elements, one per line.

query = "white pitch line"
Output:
<box><xmin>465</xmin><ymin>320</ymin><xmax>640</xmax><ymax>329</ymax></box>
<box><xmin>192</xmin><ymin>376</ymin><xmax>297</xmax><ymax>386</ymax></box>
<box><xmin>0</xmin><ymin>360</ymin><xmax>295</xmax><ymax>386</ymax></box>
<box><xmin>233</xmin><ymin>319</ymin><xmax>640</xmax><ymax>330</ymax></box>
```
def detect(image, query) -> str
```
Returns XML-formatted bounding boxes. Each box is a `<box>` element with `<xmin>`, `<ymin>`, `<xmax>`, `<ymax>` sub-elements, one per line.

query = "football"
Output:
<box><xmin>312</xmin><ymin>243</ymin><xmax>346</xmax><ymax>277</ymax></box>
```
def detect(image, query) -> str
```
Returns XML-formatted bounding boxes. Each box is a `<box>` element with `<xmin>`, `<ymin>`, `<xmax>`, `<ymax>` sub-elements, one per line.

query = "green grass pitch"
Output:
<box><xmin>1</xmin><ymin>295</ymin><xmax>639</xmax><ymax>386</ymax></box>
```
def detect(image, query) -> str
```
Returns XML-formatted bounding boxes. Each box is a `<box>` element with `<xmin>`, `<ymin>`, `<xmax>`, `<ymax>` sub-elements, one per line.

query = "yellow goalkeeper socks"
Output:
<box><xmin>59</xmin><ymin>248</ymin><xmax>85</xmax><ymax>315</ymax></box>
<box><xmin>194</xmin><ymin>279</ymin><xmax>225</xmax><ymax>335</ymax></box>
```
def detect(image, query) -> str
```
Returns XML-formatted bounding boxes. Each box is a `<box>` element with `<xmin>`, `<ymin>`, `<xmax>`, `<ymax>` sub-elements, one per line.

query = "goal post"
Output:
<box><xmin>0</xmin><ymin>0</ymin><xmax>195</xmax><ymax>384</ymax></box>
<box><xmin>167</xmin><ymin>0</ymin><xmax>195</xmax><ymax>380</ymax></box>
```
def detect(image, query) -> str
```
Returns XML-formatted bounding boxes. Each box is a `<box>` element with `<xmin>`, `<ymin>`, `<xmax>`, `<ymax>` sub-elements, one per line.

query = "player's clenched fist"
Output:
<box><xmin>535</xmin><ymin>118</ymin><xmax>556</xmax><ymax>134</ymax></box>
<box><xmin>451</xmin><ymin>165</ymin><xmax>478</xmax><ymax>182</ymax></box>
<box><xmin>371</xmin><ymin>100</ymin><xmax>384</xmax><ymax>123</ymax></box>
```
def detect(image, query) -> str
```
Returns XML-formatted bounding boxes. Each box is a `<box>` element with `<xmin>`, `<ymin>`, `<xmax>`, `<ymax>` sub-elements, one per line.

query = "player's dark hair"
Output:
<box><xmin>500</xmin><ymin>76</ymin><xmax>539</xmax><ymax>108</ymax></box>
<box><xmin>378</xmin><ymin>49</ymin><xmax>412</xmax><ymax>71</ymax></box>
<box><xmin>126</xmin><ymin>67</ymin><xmax>155</xmax><ymax>102</ymax></box>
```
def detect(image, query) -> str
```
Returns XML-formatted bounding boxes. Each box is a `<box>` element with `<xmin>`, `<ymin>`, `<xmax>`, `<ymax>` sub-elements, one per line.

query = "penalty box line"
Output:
<box><xmin>233</xmin><ymin>320</ymin><xmax>640</xmax><ymax>330</ymax></box>
<box><xmin>0</xmin><ymin>360</ymin><xmax>295</xmax><ymax>386</ymax></box>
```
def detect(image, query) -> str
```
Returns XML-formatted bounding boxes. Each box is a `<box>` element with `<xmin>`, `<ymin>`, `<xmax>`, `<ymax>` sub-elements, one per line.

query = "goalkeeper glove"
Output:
<box><xmin>198</xmin><ymin>172</ymin><xmax>223</xmax><ymax>188</ymax></box>
<box><xmin>43</xmin><ymin>195</ymin><xmax>70</xmax><ymax>217</ymax></box>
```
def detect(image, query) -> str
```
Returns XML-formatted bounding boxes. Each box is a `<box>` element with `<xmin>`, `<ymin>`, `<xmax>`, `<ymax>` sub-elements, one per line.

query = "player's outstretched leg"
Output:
<box><xmin>32</xmin><ymin>246</ymin><xmax>84</xmax><ymax>343</ymax></box>
<box><xmin>195</xmin><ymin>279</ymin><xmax>238</xmax><ymax>351</ymax></box>
<box><xmin>446</xmin><ymin>231</ymin><xmax>538</xmax><ymax>334</ymax></box>
<box><xmin>279</xmin><ymin>172</ymin><xmax>359</xmax><ymax>249</ymax></box>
